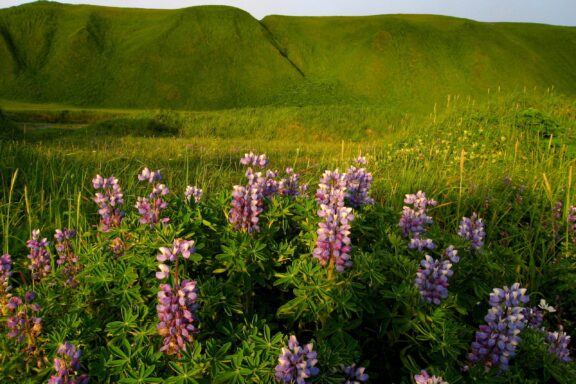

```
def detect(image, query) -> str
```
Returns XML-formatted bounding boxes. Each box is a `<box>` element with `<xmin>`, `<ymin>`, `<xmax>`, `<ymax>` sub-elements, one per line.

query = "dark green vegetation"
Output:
<box><xmin>1</xmin><ymin>2</ymin><xmax>575</xmax><ymax>112</ymax></box>
<box><xmin>1</xmin><ymin>92</ymin><xmax>576</xmax><ymax>383</ymax></box>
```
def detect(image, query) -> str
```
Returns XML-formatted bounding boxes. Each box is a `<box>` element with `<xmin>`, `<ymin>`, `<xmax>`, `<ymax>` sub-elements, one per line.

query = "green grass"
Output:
<box><xmin>0</xmin><ymin>3</ymin><xmax>575</xmax><ymax>112</ymax></box>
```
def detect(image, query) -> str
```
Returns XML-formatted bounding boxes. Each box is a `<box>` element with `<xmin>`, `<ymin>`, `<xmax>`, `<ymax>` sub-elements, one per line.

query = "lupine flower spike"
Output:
<box><xmin>458</xmin><ymin>213</ymin><xmax>486</xmax><ymax>251</ymax></box>
<box><xmin>345</xmin><ymin>156</ymin><xmax>374</xmax><ymax>209</ymax></box>
<box><xmin>468</xmin><ymin>283</ymin><xmax>529</xmax><ymax>372</ymax></box>
<box><xmin>156</xmin><ymin>239</ymin><xmax>199</xmax><ymax>355</ymax></box>
<box><xmin>343</xmin><ymin>363</ymin><xmax>369</xmax><ymax>384</ymax></box>
<box><xmin>92</xmin><ymin>175</ymin><xmax>125</xmax><ymax>231</ymax></box>
<box><xmin>184</xmin><ymin>186</ymin><xmax>203</xmax><ymax>203</ymax></box>
<box><xmin>55</xmin><ymin>229</ymin><xmax>81</xmax><ymax>287</ymax></box>
<box><xmin>414</xmin><ymin>370</ymin><xmax>448</xmax><ymax>384</ymax></box>
<box><xmin>240</xmin><ymin>152</ymin><xmax>268</xmax><ymax>168</ymax></box>
<box><xmin>399</xmin><ymin>191</ymin><xmax>437</xmax><ymax>251</ymax></box>
<box><xmin>546</xmin><ymin>330</ymin><xmax>572</xmax><ymax>362</ymax></box>
<box><xmin>6</xmin><ymin>292</ymin><xmax>42</xmax><ymax>351</ymax></box>
<box><xmin>0</xmin><ymin>254</ymin><xmax>13</xmax><ymax>315</ymax></box>
<box><xmin>415</xmin><ymin>246</ymin><xmax>459</xmax><ymax>304</ymax></box>
<box><xmin>48</xmin><ymin>341</ymin><xmax>90</xmax><ymax>384</ymax></box>
<box><xmin>27</xmin><ymin>229</ymin><xmax>51</xmax><ymax>282</ymax></box>
<box><xmin>275</xmin><ymin>335</ymin><xmax>319</xmax><ymax>384</ymax></box>
<box><xmin>136</xmin><ymin>168</ymin><xmax>170</xmax><ymax>226</ymax></box>
<box><xmin>313</xmin><ymin>170</ymin><xmax>355</xmax><ymax>272</ymax></box>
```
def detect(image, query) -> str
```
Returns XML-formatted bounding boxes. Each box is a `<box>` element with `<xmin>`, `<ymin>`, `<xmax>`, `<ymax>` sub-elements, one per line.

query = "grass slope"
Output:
<box><xmin>0</xmin><ymin>2</ymin><xmax>575</xmax><ymax>111</ymax></box>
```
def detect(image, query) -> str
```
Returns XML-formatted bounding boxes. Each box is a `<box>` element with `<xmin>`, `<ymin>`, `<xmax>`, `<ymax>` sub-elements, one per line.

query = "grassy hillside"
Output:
<box><xmin>0</xmin><ymin>2</ymin><xmax>575</xmax><ymax>111</ymax></box>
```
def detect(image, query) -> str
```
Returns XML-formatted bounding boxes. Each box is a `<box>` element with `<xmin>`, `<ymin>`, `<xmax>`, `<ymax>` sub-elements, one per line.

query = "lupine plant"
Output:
<box><xmin>458</xmin><ymin>213</ymin><xmax>486</xmax><ymax>251</ymax></box>
<box><xmin>345</xmin><ymin>156</ymin><xmax>374</xmax><ymax>209</ymax></box>
<box><xmin>184</xmin><ymin>185</ymin><xmax>203</xmax><ymax>203</ymax></box>
<box><xmin>54</xmin><ymin>228</ymin><xmax>81</xmax><ymax>288</ymax></box>
<box><xmin>399</xmin><ymin>191</ymin><xmax>437</xmax><ymax>251</ymax></box>
<box><xmin>313</xmin><ymin>170</ymin><xmax>355</xmax><ymax>273</ymax></box>
<box><xmin>48</xmin><ymin>341</ymin><xmax>90</xmax><ymax>384</ymax></box>
<box><xmin>27</xmin><ymin>229</ymin><xmax>51</xmax><ymax>282</ymax></box>
<box><xmin>136</xmin><ymin>167</ymin><xmax>170</xmax><ymax>226</ymax></box>
<box><xmin>467</xmin><ymin>283</ymin><xmax>530</xmax><ymax>372</ymax></box>
<box><xmin>6</xmin><ymin>292</ymin><xmax>42</xmax><ymax>352</ymax></box>
<box><xmin>0</xmin><ymin>253</ymin><xmax>12</xmax><ymax>315</ymax></box>
<box><xmin>546</xmin><ymin>330</ymin><xmax>572</xmax><ymax>363</ymax></box>
<box><xmin>275</xmin><ymin>335</ymin><xmax>319</xmax><ymax>384</ymax></box>
<box><xmin>414</xmin><ymin>370</ymin><xmax>448</xmax><ymax>384</ymax></box>
<box><xmin>343</xmin><ymin>364</ymin><xmax>369</xmax><ymax>384</ymax></box>
<box><xmin>92</xmin><ymin>175</ymin><xmax>125</xmax><ymax>231</ymax></box>
<box><xmin>278</xmin><ymin>167</ymin><xmax>308</xmax><ymax>198</ymax></box>
<box><xmin>156</xmin><ymin>239</ymin><xmax>199</xmax><ymax>355</ymax></box>
<box><xmin>415</xmin><ymin>246</ymin><xmax>459</xmax><ymax>304</ymax></box>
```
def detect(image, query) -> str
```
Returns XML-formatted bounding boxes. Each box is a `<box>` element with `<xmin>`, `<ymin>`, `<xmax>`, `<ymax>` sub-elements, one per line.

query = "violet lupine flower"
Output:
<box><xmin>313</xmin><ymin>170</ymin><xmax>356</xmax><ymax>272</ymax></box>
<box><xmin>354</xmin><ymin>156</ymin><xmax>368</xmax><ymax>165</ymax></box>
<box><xmin>409</xmin><ymin>238</ymin><xmax>436</xmax><ymax>252</ymax></box>
<box><xmin>54</xmin><ymin>229</ymin><xmax>81</xmax><ymax>287</ymax></box>
<box><xmin>136</xmin><ymin>168</ymin><xmax>170</xmax><ymax>226</ymax></box>
<box><xmin>92</xmin><ymin>175</ymin><xmax>125</xmax><ymax>231</ymax></box>
<box><xmin>0</xmin><ymin>254</ymin><xmax>12</xmax><ymax>315</ymax></box>
<box><xmin>229</xmin><ymin>184</ymin><xmax>264</xmax><ymax>233</ymax></box>
<box><xmin>48</xmin><ymin>341</ymin><xmax>90</xmax><ymax>384</ymax></box>
<box><xmin>157</xmin><ymin>280</ymin><xmax>199</xmax><ymax>355</ymax></box>
<box><xmin>263</xmin><ymin>169</ymin><xmax>279</xmax><ymax>198</ymax></box>
<box><xmin>415</xmin><ymin>253</ymin><xmax>455</xmax><ymax>305</ymax></box>
<box><xmin>467</xmin><ymin>283</ymin><xmax>529</xmax><ymax>372</ymax></box>
<box><xmin>275</xmin><ymin>335</ymin><xmax>319</xmax><ymax>384</ymax></box>
<box><xmin>27</xmin><ymin>229</ymin><xmax>51</xmax><ymax>281</ymax></box>
<box><xmin>546</xmin><ymin>330</ymin><xmax>572</xmax><ymax>363</ymax></box>
<box><xmin>345</xmin><ymin>163</ymin><xmax>374</xmax><ymax>209</ymax></box>
<box><xmin>399</xmin><ymin>192</ymin><xmax>437</xmax><ymax>251</ymax></box>
<box><xmin>414</xmin><ymin>370</ymin><xmax>448</xmax><ymax>384</ymax></box>
<box><xmin>458</xmin><ymin>213</ymin><xmax>486</xmax><ymax>251</ymax></box>
<box><xmin>156</xmin><ymin>239</ymin><xmax>196</xmax><ymax>279</ymax></box>
<box><xmin>343</xmin><ymin>364</ymin><xmax>368</xmax><ymax>384</ymax></box>
<box><xmin>315</xmin><ymin>170</ymin><xmax>347</xmax><ymax>206</ymax></box>
<box><xmin>137</xmin><ymin>167</ymin><xmax>162</xmax><ymax>183</ymax></box>
<box><xmin>240</xmin><ymin>152</ymin><xmax>268</xmax><ymax>168</ymax></box>
<box><xmin>278</xmin><ymin>168</ymin><xmax>308</xmax><ymax>198</ymax></box>
<box><xmin>314</xmin><ymin>204</ymin><xmax>354</xmax><ymax>272</ymax></box>
<box><xmin>184</xmin><ymin>186</ymin><xmax>203</xmax><ymax>203</ymax></box>
<box><xmin>6</xmin><ymin>292</ymin><xmax>42</xmax><ymax>345</ymax></box>
<box><xmin>522</xmin><ymin>307</ymin><xmax>544</xmax><ymax>330</ymax></box>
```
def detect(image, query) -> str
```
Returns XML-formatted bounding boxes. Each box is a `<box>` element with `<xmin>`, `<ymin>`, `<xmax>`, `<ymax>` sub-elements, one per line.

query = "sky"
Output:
<box><xmin>1</xmin><ymin>0</ymin><xmax>575</xmax><ymax>26</ymax></box>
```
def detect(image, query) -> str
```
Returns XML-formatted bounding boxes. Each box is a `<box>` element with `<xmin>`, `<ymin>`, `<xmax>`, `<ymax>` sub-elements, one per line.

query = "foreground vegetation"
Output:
<box><xmin>1</xmin><ymin>91</ymin><xmax>576</xmax><ymax>383</ymax></box>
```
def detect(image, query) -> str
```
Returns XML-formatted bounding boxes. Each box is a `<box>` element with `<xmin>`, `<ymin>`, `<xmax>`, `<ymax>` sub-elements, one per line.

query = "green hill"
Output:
<box><xmin>0</xmin><ymin>2</ymin><xmax>575</xmax><ymax>111</ymax></box>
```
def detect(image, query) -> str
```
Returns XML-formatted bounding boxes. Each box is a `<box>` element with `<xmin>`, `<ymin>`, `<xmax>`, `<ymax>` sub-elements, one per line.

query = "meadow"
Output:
<box><xmin>0</xmin><ymin>89</ymin><xmax>575</xmax><ymax>383</ymax></box>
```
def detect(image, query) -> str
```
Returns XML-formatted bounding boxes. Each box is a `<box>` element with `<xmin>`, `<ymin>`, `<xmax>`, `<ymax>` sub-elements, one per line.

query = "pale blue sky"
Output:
<box><xmin>1</xmin><ymin>0</ymin><xmax>575</xmax><ymax>26</ymax></box>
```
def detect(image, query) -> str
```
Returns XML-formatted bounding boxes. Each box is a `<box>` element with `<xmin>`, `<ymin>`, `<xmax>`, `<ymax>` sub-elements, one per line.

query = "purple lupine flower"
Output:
<box><xmin>414</xmin><ymin>370</ymin><xmax>448</xmax><ymax>384</ymax></box>
<box><xmin>228</xmin><ymin>163</ymin><xmax>269</xmax><ymax>233</ymax></box>
<box><xmin>343</xmin><ymin>364</ymin><xmax>369</xmax><ymax>384</ymax></box>
<box><xmin>546</xmin><ymin>330</ymin><xmax>572</xmax><ymax>363</ymax></box>
<box><xmin>136</xmin><ymin>168</ymin><xmax>170</xmax><ymax>226</ymax></box>
<box><xmin>315</xmin><ymin>170</ymin><xmax>347</xmax><ymax>206</ymax></box>
<box><xmin>54</xmin><ymin>229</ymin><xmax>81</xmax><ymax>288</ymax></box>
<box><xmin>27</xmin><ymin>229</ymin><xmax>51</xmax><ymax>281</ymax></box>
<box><xmin>345</xmin><ymin>162</ymin><xmax>374</xmax><ymax>209</ymax></box>
<box><xmin>522</xmin><ymin>307</ymin><xmax>544</xmax><ymax>330</ymax></box>
<box><xmin>0</xmin><ymin>254</ymin><xmax>12</xmax><ymax>315</ymax></box>
<box><xmin>137</xmin><ymin>167</ymin><xmax>162</xmax><ymax>183</ymax></box>
<box><xmin>6</xmin><ymin>292</ymin><xmax>42</xmax><ymax>344</ymax></box>
<box><xmin>399</xmin><ymin>192</ymin><xmax>437</xmax><ymax>251</ymax></box>
<box><xmin>240</xmin><ymin>152</ymin><xmax>268</xmax><ymax>168</ymax></box>
<box><xmin>409</xmin><ymin>237</ymin><xmax>435</xmax><ymax>252</ymax></box>
<box><xmin>354</xmin><ymin>156</ymin><xmax>368</xmax><ymax>165</ymax></box>
<box><xmin>156</xmin><ymin>239</ymin><xmax>196</xmax><ymax>279</ymax></box>
<box><xmin>313</xmin><ymin>170</ymin><xmax>355</xmax><ymax>272</ymax></box>
<box><xmin>458</xmin><ymin>213</ymin><xmax>486</xmax><ymax>251</ymax></box>
<box><xmin>278</xmin><ymin>168</ymin><xmax>308</xmax><ymax>198</ymax></box>
<box><xmin>275</xmin><ymin>335</ymin><xmax>319</xmax><ymax>384</ymax></box>
<box><xmin>415</xmin><ymin>254</ymin><xmax>453</xmax><ymax>304</ymax></box>
<box><xmin>263</xmin><ymin>169</ymin><xmax>279</xmax><ymax>198</ymax></box>
<box><xmin>184</xmin><ymin>186</ymin><xmax>203</xmax><ymax>203</ymax></box>
<box><xmin>92</xmin><ymin>175</ymin><xmax>125</xmax><ymax>231</ymax></box>
<box><xmin>444</xmin><ymin>245</ymin><xmax>459</xmax><ymax>263</ymax></box>
<box><xmin>314</xmin><ymin>204</ymin><xmax>354</xmax><ymax>272</ymax></box>
<box><xmin>467</xmin><ymin>283</ymin><xmax>529</xmax><ymax>372</ymax></box>
<box><xmin>157</xmin><ymin>280</ymin><xmax>199</xmax><ymax>355</ymax></box>
<box><xmin>48</xmin><ymin>341</ymin><xmax>90</xmax><ymax>384</ymax></box>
